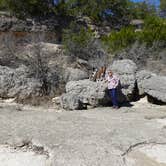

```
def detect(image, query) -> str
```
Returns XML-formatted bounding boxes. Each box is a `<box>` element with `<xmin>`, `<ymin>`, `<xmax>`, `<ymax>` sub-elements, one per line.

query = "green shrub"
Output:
<box><xmin>138</xmin><ymin>16</ymin><xmax>166</xmax><ymax>46</ymax></box>
<box><xmin>102</xmin><ymin>16</ymin><xmax>166</xmax><ymax>53</ymax></box>
<box><xmin>62</xmin><ymin>21</ymin><xmax>108</xmax><ymax>67</ymax></box>
<box><xmin>62</xmin><ymin>22</ymin><xmax>94</xmax><ymax>59</ymax></box>
<box><xmin>0</xmin><ymin>0</ymin><xmax>7</xmax><ymax>10</ymax></box>
<box><xmin>2</xmin><ymin>0</ymin><xmax>53</xmax><ymax>18</ymax></box>
<box><xmin>102</xmin><ymin>27</ymin><xmax>136</xmax><ymax>52</ymax></box>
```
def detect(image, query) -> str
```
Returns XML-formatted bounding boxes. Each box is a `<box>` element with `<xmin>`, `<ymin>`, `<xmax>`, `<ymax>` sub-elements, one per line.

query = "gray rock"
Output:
<box><xmin>60</xmin><ymin>93</ymin><xmax>83</xmax><ymax>110</ymax></box>
<box><xmin>136</xmin><ymin>70</ymin><xmax>156</xmax><ymax>96</ymax></box>
<box><xmin>110</xmin><ymin>59</ymin><xmax>138</xmax><ymax>102</ymax></box>
<box><xmin>64</xmin><ymin>68</ymin><xmax>88</xmax><ymax>82</ymax></box>
<box><xmin>0</xmin><ymin>65</ymin><xmax>42</xmax><ymax>102</ymax></box>
<box><xmin>60</xmin><ymin>80</ymin><xmax>108</xmax><ymax>110</ymax></box>
<box><xmin>0</xmin><ymin>16</ymin><xmax>59</xmax><ymax>32</ymax></box>
<box><xmin>6</xmin><ymin>136</ymin><xmax>30</xmax><ymax>148</ymax></box>
<box><xmin>60</xmin><ymin>60</ymin><xmax>139</xmax><ymax>110</ymax></box>
<box><xmin>142</xmin><ymin>76</ymin><xmax>166</xmax><ymax>103</ymax></box>
<box><xmin>111</xmin><ymin>59</ymin><xmax>137</xmax><ymax>75</ymax></box>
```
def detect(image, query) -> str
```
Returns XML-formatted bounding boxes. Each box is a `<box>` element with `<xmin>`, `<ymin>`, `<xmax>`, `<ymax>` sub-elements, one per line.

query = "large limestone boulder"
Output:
<box><xmin>60</xmin><ymin>80</ymin><xmax>108</xmax><ymax>110</ymax></box>
<box><xmin>64</xmin><ymin>67</ymin><xmax>88</xmax><ymax>82</ymax></box>
<box><xmin>110</xmin><ymin>59</ymin><xmax>138</xmax><ymax>102</ymax></box>
<box><xmin>142</xmin><ymin>76</ymin><xmax>166</xmax><ymax>104</ymax></box>
<box><xmin>0</xmin><ymin>65</ymin><xmax>42</xmax><ymax>102</ymax></box>
<box><xmin>60</xmin><ymin>60</ymin><xmax>139</xmax><ymax>110</ymax></box>
<box><xmin>136</xmin><ymin>70</ymin><xmax>156</xmax><ymax>96</ymax></box>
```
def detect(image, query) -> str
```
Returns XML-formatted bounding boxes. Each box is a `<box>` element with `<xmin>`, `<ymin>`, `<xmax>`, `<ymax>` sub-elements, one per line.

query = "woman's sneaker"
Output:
<box><xmin>113</xmin><ymin>106</ymin><xmax>119</xmax><ymax>109</ymax></box>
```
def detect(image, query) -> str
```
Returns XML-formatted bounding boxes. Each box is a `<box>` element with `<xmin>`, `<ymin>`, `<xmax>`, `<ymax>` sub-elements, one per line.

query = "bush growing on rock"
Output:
<box><xmin>63</xmin><ymin>22</ymin><xmax>108</xmax><ymax>68</ymax></box>
<box><xmin>63</xmin><ymin>22</ymin><xmax>94</xmax><ymax>59</ymax></box>
<box><xmin>0</xmin><ymin>33</ymin><xmax>63</xmax><ymax>100</ymax></box>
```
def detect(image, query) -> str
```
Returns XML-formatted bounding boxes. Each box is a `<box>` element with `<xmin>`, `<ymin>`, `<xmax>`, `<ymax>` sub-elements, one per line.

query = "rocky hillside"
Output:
<box><xmin>0</xmin><ymin>14</ymin><xmax>166</xmax><ymax>106</ymax></box>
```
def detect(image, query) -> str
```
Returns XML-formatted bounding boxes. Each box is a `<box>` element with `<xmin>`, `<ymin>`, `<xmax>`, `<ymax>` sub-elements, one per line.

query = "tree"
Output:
<box><xmin>66</xmin><ymin>0</ymin><xmax>131</xmax><ymax>26</ymax></box>
<box><xmin>4</xmin><ymin>0</ymin><xmax>54</xmax><ymax>18</ymax></box>
<box><xmin>62</xmin><ymin>21</ymin><xmax>108</xmax><ymax>67</ymax></box>
<box><xmin>160</xmin><ymin>0</ymin><xmax>166</xmax><ymax>18</ymax></box>
<box><xmin>128</xmin><ymin>0</ymin><xmax>157</xmax><ymax>19</ymax></box>
<box><xmin>160</xmin><ymin>0</ymin><xmax>166</xmax><ymax>11</ymax></box>
<box><xmin>53</xmin><ymin>0</ymin><xmax>68</xmax><ymax>17</ymax></box>
<box><xmin>0</xmin><ymin>0</ymin><xmax>7</xmax><ymax>10</ymax></box>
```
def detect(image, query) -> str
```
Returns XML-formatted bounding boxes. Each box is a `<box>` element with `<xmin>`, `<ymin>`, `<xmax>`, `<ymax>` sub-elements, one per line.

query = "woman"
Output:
<box><xmin>106</xmin><ymin>70</ymin><xmax>119</xmax><ymax>109</ymax></box>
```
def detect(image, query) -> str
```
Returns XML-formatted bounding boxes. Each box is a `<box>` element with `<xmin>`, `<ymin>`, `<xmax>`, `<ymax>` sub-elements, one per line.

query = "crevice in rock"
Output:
<box><xmin>144</xmin><ymin>115</ymin><xmax>166</xmax><ymax>120</ymax></box>
<box><xmin>132</xmin><ymin>80</ymin><xmax>140</xmax><ymax>102</ymax></box>
<box><xmin>121</xmin><ymin>141</ymin><xmax>166</xmax><ymax>157</ymax></box>
<box><xmin>147</xmin><ymin>95</ymin><xmax>166</xmax><ymax>105</ymax></box>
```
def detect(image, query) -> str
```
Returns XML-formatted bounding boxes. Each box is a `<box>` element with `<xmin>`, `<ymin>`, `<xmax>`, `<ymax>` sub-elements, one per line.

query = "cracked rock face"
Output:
<box><xmin>0</xmin><ymin>65</ymin><xmax>42</xmax><ymax>101</ymax></box>
<box><xmin>60</xmin><ymin>79</ymin><xmax>108</xmax><ymax>110</ymax></box>
<box><xmin>136</xmin><ymin>70</ymin><xmax>156</xmax><ymax>96</ymax></box>
<box><xmin>110</xmin><ymin>59</ymin><xmax>138</xmax><ymax>102</ymax></box>
<box><xmin>0</xmin><ymin>16</ymin><xmax>59</xmax><ymax>32</ymax></box>
<box><xmin>143</xmin><ymin>76</ymin><xmax>166</xmax><ymax>103</ymax></box>
<box><xmin>60</xmin><ymin>59</ymin><xmax>139</xmax><ymax>110</ymax></box>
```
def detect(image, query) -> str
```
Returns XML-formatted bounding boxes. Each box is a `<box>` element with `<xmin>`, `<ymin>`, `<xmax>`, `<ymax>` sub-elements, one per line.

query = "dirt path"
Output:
<box><xmin>0</xmin><ymin>98</ymin><xmax>166</xmax><ymax>166</ymax></box>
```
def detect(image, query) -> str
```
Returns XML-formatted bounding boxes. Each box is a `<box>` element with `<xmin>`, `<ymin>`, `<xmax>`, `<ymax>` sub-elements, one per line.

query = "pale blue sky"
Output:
<box><xmin>132</xmin><ymin>0</ymin><xmax>160</xmax><ymax>6</ymax></box>
<box><xmin>53</xmin><ymin>0</ymin><xmax>160</xmax><ymax>7</ymax></box>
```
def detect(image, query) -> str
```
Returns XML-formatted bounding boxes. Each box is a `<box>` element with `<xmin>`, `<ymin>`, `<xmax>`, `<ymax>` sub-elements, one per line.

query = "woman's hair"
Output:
<box><xmin>109</xmin><ymin>70</ymin><xmax>113</xmax><ymax>74</ymax></box>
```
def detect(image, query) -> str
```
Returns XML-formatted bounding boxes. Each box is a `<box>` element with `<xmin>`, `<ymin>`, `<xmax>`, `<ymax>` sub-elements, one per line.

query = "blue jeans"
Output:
<box><xmin>108</xmin><ymin>88</ymin><xmax>118</xmax><ymax>107</ymax></box>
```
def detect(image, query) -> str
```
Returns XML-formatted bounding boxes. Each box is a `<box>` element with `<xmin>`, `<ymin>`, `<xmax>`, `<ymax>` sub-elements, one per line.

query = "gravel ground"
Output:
<box><xmin>0</xmin><ymin>98</ymin><xmax>166</xmax><ymax>166</ymax></box>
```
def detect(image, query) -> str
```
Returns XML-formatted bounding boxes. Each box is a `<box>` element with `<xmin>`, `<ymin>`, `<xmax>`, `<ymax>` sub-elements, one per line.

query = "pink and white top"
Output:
<box><xmin>106</xmin><ymin>75</ymin><xmax>119</xmax><ymax>89</ymax></box>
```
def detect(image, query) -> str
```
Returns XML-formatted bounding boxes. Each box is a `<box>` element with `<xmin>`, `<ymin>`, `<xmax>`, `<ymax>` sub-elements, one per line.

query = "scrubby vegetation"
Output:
<box><xmin>62</xmin><ymin>22</ymin><xmax>94</xmax><ymax>59</ymax></box>
<box><xmin>102</xmin><ymin>16</ymin><xmax>166</xmax><ymax>53</ymax></box>
<box><xmin>0</xmin><ymin>0</ymin><xmax>165</xmax><ymax>64</ymax></box>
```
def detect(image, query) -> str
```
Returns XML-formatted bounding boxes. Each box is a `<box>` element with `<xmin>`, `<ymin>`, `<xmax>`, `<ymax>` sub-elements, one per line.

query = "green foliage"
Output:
<box><xmin>160</xmin><ymin>0</ymin><xmax>166</xmax><ymax>11</ymax></box>
<box><xmin>3</xmin><ymin>0</ymin><xmax>53</xmax><ymax>18</ymax></box>
<box><xmin>0</xmin><ymin>0</ymin><xmax>7</xmax><ymax>10</ymax></box>
<box><xmin>52</xmin><ymin>0</ymin><xmax>68</xmax><ymax>17</ymax></box>
<box><xmin>138</xmin><ymin>16</ymin><xmax>166</xmax><ymax>46</ymax></box>
<box><xmin>128</xmin><ymin>1</ymin><xmax>156</xmax><ymax>19</ymax></box>
<box><xmin>102</xmin><ymin>27</ymin><xmax>136</xmax><ymax>52</ymax></box>
<box><xmin>66</xmin><ymin>0</ymin><xmax>131</xmax><ymax>25</ymax></box>
<box><xmin>102</xmin><ymin>16</ymin><xmax>166</xmax><ymax>53</ymax></box>
<box><xmin>62</xmin><ymin>22</ymin><xmax>95</xmax><ymax>59</ymax></box>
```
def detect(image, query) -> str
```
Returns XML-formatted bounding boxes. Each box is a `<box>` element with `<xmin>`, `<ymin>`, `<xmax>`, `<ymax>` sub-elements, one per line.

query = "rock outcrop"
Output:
<box><xmin>110</xmin><ymin>59</ymin><xmax>138</xmax><ymax>102</ymax></box>
<box><xmin>64</xmin><ymin>67</ymin><xmax>89</xmax><ymax>82</ymax></box>
<box><xmin>60</xmin><ymin>80</ymin><xmax>108</xmax><ymax>110</ymax></box>
<box><xmin>0</xmin><ymin>16</ymin><xmax>59</xmax><ymax>32</ymax></box>
<box><xmin>0</xmin><ymin>65</ymin><xmax>42</xmax><ymax>102</ymax></box>
<box><xmin>142</xmin><ymin>76</ymin><xmax>166</xmax><ymax>104</ymax></box>
<box><xmin>136</xmin><ymin>70</ymin><xmax>156</xmax><ymax>96</ymax></box>
<box><xmin>0</xmin><ymin>15</ymin><xmax>61</xmax><ymax>43</ymax></box>
<box><xmin>60</xmin><ymin>59</ymin><xmax>140</xmax><ymax>110</ymax></box>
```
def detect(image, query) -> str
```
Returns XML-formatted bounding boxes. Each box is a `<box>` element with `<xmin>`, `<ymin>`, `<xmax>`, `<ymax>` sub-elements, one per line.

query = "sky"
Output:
<box><xmin>53</xmin><ymin>0</ymin><xmax>160</xmax><ymax>7</ymax></box>
<box><xmin>132</xmin><ymin>0</ymin><xmax>160</xmax><ymax>6</ymax></box>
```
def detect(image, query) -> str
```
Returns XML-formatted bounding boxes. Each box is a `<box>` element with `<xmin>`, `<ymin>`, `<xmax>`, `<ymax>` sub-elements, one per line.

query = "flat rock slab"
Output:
<box><xmin>126</xmin><ymin>144</ymin><xmax>166</xmax><ymax>166</ymax></box>
<box><xmin>0</xmin><ymin>145</ymin><xmax>47</xmax><ymax>166</ymax></box>
<box><xmin>0</xmin><ymin>99</ymin><xmax>166</xmax><ymax>166</ymax></box>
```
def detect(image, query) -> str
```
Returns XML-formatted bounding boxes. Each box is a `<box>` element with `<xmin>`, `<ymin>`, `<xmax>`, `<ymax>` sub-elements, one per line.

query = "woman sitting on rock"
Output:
<box><xmin>106</xmin><ymin>70</ymin><xmax>120</xmax><ymax>109</ymax></box>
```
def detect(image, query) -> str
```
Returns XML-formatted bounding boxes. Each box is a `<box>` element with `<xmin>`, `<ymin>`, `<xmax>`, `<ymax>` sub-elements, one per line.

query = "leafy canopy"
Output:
<box><xmin>160</xmin><ymin>0</ymin><xmax>166</xmax><ymax>11</ymax></box>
